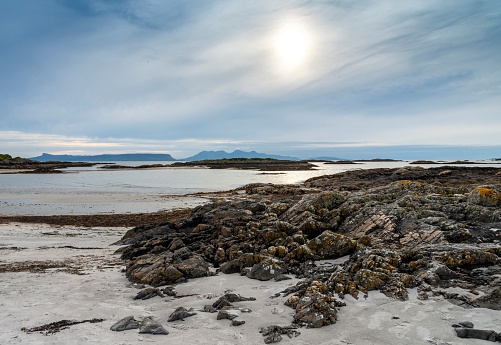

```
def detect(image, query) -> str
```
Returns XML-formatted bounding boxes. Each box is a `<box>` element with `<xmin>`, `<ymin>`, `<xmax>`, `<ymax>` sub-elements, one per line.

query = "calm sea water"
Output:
<box><xmin>2</xmin><ymin>161</ymin><xmax>500</xmax><ymax>195</ymax></box>
<box><xmin>1</xmin><ymin>161</ymin><xmax>499</xmax><ymax>215</ymax></box>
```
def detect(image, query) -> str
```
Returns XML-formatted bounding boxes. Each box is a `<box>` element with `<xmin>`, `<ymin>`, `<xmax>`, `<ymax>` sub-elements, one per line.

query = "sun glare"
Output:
<box><xmin>273</xmin><ymin>20</ymin><xmax>312</xmax><ymax>72</ymax></box>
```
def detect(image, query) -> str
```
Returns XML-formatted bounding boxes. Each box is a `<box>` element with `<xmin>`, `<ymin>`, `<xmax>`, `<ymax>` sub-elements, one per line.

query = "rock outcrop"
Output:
<box><xmin>117</xmin><ymin>166</ymin><xmax>501</xmax><ymax>328</ymax></box>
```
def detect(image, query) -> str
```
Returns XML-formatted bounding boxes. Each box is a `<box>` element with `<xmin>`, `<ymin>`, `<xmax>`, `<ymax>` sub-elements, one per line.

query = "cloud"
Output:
<box><xmin>0</xmin><ymin>0</ymin><xmax>500</xmax><ymax>157</ymax></box>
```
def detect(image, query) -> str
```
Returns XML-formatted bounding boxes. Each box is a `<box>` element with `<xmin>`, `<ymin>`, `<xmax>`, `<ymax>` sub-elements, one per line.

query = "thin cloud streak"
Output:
<box><xmin>0</xmin><ymin>1</ymin><xmax>500</xmax><ymax>158</ymax></box>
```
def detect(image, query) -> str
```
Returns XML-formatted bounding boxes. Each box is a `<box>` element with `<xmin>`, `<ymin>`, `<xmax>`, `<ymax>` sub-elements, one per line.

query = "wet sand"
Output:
<box><xmin>0</xmin><ymin>191</ymin><xmax>209</xmax><ymax>216</ymax></box>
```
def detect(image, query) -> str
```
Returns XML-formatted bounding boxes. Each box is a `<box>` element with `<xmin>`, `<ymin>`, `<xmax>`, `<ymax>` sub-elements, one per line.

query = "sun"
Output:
<box><xmin>273</xmin><ymin>20</ymin><xmax>312</xmax><ymax>71</ymax></box>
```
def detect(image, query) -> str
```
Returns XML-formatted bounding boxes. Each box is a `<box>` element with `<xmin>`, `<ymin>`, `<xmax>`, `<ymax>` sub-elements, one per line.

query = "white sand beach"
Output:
<box><xmin>1</xmin><ymin>222</ymin><xmax>499</xmax><ymax>345</ymax></box>
<box><xmin>0</xmin><ymin>191</ymin><xmax>209</xmax><ymax>216</ymax></box>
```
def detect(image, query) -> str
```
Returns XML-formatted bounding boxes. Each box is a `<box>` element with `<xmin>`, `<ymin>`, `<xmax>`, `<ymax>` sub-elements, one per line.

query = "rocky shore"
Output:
<box><xmin>0</xmin><ymin>157</ymin><xmax>95</xmax><ymax>173</ymax></box>
<box><xmin>115</xmin><ymin>166</ymin><xmax>501</xmax><ymax>341</ymax></box>
<box><xmin>170</xmin><ymin>158</ymin><xmax>317</xmax><ymax>171</ymax></box>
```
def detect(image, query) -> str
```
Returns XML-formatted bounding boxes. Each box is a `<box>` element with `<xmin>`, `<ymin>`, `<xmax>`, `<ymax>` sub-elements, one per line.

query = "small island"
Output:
<box><xmin>410</xmin><ymin>160</ymin><xmax>500</xmax><ymax>165</ymax></box>
<box><xmin>170</xmin><ymin>158</ymin><xmax>317</xmax><ymax>171</ymax></box>
<box><xmin>324</xmin><ymin>160</ymin><xmax>359</xmax><ymax>164</ymax></box>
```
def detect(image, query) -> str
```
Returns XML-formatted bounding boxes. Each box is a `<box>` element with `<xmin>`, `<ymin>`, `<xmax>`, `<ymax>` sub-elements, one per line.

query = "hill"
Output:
<box><xmin>30</xmin><ymin>153</ymin><xmax>176</xmax><ymax>162</ymax></box>
<box><xmin>182</xmin><ymin>150</ymin><xmax>299</xmax><ymax>161</ymax></box>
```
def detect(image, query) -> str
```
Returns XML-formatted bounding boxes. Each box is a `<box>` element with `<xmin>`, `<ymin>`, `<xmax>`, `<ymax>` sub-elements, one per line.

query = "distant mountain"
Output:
<box><xmin>30</xmin><ymin>153</ymin><xmax>176</xmax><ymax>162</ymax></box>
<box><xmin>182</xmin><ymin>150</ymin><xmax>299</xmax><ymax>161</ymax></box>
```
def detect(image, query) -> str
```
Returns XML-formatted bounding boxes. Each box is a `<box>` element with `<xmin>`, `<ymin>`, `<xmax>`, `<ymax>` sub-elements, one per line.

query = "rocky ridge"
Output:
<box><xmin>115</xmin><ymin>166</ymin><xmax>501</xmax><ymax>331</ymax></box>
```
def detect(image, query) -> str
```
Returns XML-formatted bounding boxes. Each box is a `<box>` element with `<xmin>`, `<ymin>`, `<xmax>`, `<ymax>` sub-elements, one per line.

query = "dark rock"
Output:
<box><xmin>169</xmin><ymin>237</ymin><xmax>185</xmax><ymax>251</ymax></box>
<box><xmin>203</xmin><ymin>305</ymin><xmax>217</xmax><ymax>313</ymax></box>
<box><xmin>286</xmin><ymin>281</ymin><xmax>339</xmax><ymax>328</ymax></box>
<box><xmin>306</xmin><ymin>230</ymin><xmax>357</xmax><ymax>259</ymax></box>
<box><xmin>162</xmin><ymin>286</ymin><xmax>177</xmax><ymax>297</ymax></box>
<box><xmin>133</xmin><ymin>287</ymin><xmax>163</xmax><ymax>300</ymax></box>
<box><xmin>116</xmin><ymin>166</ymin><xmax>501</xmax><ymax>329</ymax></box>
<box><xmin>110</xmin><ymin>316</ymin><xmax>141</xmax><ymax>331</ymax></box>
<box><xmin>247</xmin><ymin>260</ymin><xmax>286</xmax><ymax>281</ymax></box>
<box><xmin>455</xmin><ymin>327</ymin><xmax>499</xmax><ymax>341</ymax></box>
<box><xmin>469</xmin><ymin>286</ymin><xmax>501</xmax><ymax>310</ymax></box>
<box><xmin>231</xmin><ymin>320</ymin><xmax>245</xmax><ymax>326</ymax></box>
<box><xmin>459</xmin><ymin>321</ymin><xmax>475</xmax><ymax>328</ymax></box>
<box><xmin>234</xmin><ymin>307</ymin><xmax>252</xmax><ymax>313</ymax></box>
<box><xmin>219</xmin><ymin>259</ymin><xmax>241</xmax><ymax>274</ymax></box>
<box><xmin>260</xmin><ymin>325</ymin><xmax>300</xmax><ymax>343</ymax></box>
<box><xmin>469</xmin><ymin>186</ymin><xmax>501</xmax><ymax>206</ymax></box>
<box><xmin>212</xmin><ymin>296</ymin><xmax>233</xmax><ymax>310</ymax></box>
<box><xmin>217</xmin><ymin>310</ymin><xmax>238</xmax><ymax>320</ymax></box>
<box><xmin>432</xmin><ymin>264</ymin><xmax>458</xmax><ymax>280</ymax></box>
<box><xmin>264</xmin><ymin>333</ymin><xmax>282</xmax><ymax>344</ymax></box>
<box><xmin>172</xmin><ymin>247</ymin><xmax>192</xmax><ymax>261</ymax></box>
<box><xmin>138</xmin><ymin>317</ymin><xmax>168</xmax><ymax>335</ymax></box>
<box><xmin>167</xmin><ymin>307</ymin><xmax>196</xmax><ymax>322</ymax></box>
<box><xmin>126</xmin><ymin>254</ymin><xmax>210</xmax><ymax>287</ymax></box>
<box><xmin>224</xmin><ymin>293</ymin><xmax>256</xmax><ymax>302</ymax></box>
<box><xmin>175</xmin><ymin>255</ymin><xmax>211</xmax><ymax>279</ymax></box>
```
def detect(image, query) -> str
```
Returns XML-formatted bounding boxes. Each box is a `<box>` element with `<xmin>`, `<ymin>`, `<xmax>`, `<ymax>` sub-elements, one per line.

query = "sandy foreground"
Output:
<box><xmin>1</xmin><ymin>223</ymin><xmax>500</xmax><ymax>345</ymax></box>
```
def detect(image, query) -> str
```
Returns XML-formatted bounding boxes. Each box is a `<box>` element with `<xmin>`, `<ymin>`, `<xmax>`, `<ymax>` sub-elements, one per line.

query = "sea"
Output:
<box><xmin>1</xmin><ymin>160</ymin><xmax>499</xmax><ymax>216</ymax></box>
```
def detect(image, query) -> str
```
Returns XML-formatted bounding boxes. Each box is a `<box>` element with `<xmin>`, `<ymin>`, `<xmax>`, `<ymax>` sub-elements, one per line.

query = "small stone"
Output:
<box><xmin>110</xmin><ymin>316</ymin><xmax>140</xmax><ymax>331</ymax></box>
<box><xmin>139</xmin><ymin>317</ymin><xmax>168</xmax><ymax>335</ymax></box>
<box><xmin>231</xmin><ymin>320</ymin><xmax>245</xmax><ymax>326</ymax></box>
<box><xmin>458</xmin><ymin>321</ymin><xmax>474</xmax><ymax>328</ymax></box>
<box><xmin>212</xmin><ymin>296</ymin><xmax>233</xmax><ymax>310</ymax></box>
<box><xmin>264</xmin><ymin>333</ymin><xmax>283</xmax><ymax>344</ymax></box>
<box><xmin>224</xmin><ymin>293</ymin><xmax>256</xmax><ymax>302</ymax></box>
<box><xmin>455</xmin><ymin>328</ymin><xmax>498</xmax><ymax>341</ymax></box>
<box><xmin>162</xmin><ymin>286</ymin><xmax>177</xmax><ymax>297</ymax></box>
<box><xmin>134</xmin><ymin>287</ymin><xmax>163</xmax><ymax>300</ymax></box>
<box><xmin>168</xmin><ymin>307</ymin><xmax>196</xmax><ymax>322</ymax></box>
<box><xmin>203</xmin><ymin>305</ymin><xmax>217</xmax><ymax>313</ymax></box>
<box><xmin>247</xmin><ymin>260</ymin><xmax>285</xmax><ymax>281</ymax></box>
<box><xmin>217</xmin><ymin>310</ymin><xmax>238</xmax><ymax>320</ymax></box>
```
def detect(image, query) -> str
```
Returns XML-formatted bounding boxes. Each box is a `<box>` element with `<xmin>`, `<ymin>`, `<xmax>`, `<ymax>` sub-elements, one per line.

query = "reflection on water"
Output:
<box><xmin>1</xmin><ymin>161</ymin><xmax>500</xmax><ymax>195</ymax></box>
<box><xmin>1</xmin><ymin>161</ymin><xmax>499</xmax><ymax>215</ymax></box>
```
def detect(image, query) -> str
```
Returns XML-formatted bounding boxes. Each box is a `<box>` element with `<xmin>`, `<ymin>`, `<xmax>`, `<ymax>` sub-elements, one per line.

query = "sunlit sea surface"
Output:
<box><xmin>1</xmin><ymin>161</ymin><xmax>499</xmax><ymax>215</ymax></box>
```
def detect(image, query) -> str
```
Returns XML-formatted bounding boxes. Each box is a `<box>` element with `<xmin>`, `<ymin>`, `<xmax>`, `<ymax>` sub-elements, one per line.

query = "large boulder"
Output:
<box><xmin>469</xmin><ymin>186</ymin><xmax>501</xmax><ymax>206</ymax></box>
<box><xmin>126</xmin><ymin>254</ymin><xmax>210</xmax><ymax>286</ymax></box>
<box><xmin>247</xmin><ymin>259</ymin><xmax>286</xmax><ymax>281</ymax></box>
<box><xmin>286</xmin><ymin>281</ymin><xmax>341</xmax><ymax>328</ymax></box>
<box><xmin>306</xmin><ymin>230</ymin><xmax>357</xmax><ymax>259</ymax></box>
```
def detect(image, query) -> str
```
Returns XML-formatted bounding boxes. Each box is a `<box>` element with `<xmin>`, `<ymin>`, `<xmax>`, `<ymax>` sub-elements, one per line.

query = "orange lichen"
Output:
<box><xmin>477</xmin><ymin>187</ymin><xmax>495</xmax><ymax>196</ymax></box>
<box><xmin>472</xmin><ymin>187</ymin><xmax>501</xmax><ymax>206</ymax></box>
<box><xmin>397</xmin><ymin>180</ymin><xmax>423</xmax><ymax>187</ymax></box>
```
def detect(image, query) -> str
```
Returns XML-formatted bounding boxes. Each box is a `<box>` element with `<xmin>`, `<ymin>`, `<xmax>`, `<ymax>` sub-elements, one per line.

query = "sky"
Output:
<box><xmin>1</xmin><ymin>0</ymin><xmax>500</xmax><ymax>160</ymax></box>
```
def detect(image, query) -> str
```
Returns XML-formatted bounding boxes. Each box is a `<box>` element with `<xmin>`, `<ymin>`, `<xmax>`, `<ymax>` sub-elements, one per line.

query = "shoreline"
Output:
<box><xmin>0</xmin><ymin>191</ymin><xmax>211</xmax><ymax>217</ymax></box>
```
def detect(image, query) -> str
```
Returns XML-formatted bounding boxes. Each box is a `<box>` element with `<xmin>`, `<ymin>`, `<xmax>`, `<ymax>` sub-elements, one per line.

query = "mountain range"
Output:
<box><xmin>182</xmin><ymin>150</ymin><xmax>299</xmax><ymax>161</ymax></box>
<box><xmin>29</xmin><ymin>150</ymin><xmax>305</xmax><ymax>162</ymax></box>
